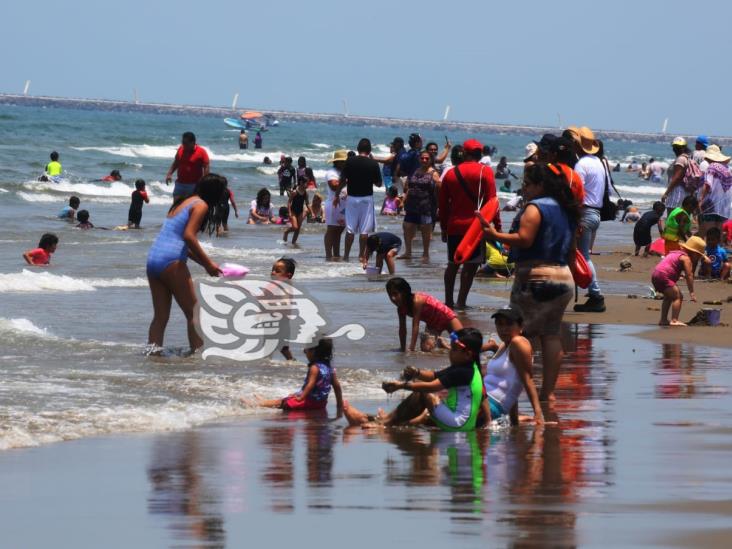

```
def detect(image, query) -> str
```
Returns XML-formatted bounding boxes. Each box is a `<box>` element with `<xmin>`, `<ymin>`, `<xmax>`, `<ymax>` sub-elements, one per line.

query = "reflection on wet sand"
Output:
<box><xmin>136</xmin><ymin>323</ymin><xmax>732</xmax><ymax>547</ymax></box>
<box><xmin>147</xmin><ymin>431</ymin><xmax>226</xmax><ymax>548</ymax></box>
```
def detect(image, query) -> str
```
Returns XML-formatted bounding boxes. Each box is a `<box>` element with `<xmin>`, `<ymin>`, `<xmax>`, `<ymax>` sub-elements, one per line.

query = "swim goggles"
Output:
<box><xmin>449</xmin><ymin>331</ymin><xmax>467</xmax><ymax>350</ymax></box>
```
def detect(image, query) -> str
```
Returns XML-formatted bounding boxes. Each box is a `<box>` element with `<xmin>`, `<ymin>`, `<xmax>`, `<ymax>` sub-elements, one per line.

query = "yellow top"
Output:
<box><xmin>46</xmin><ymin>161</ymin><xmax>62</xmax><ymax>176</ymax></box>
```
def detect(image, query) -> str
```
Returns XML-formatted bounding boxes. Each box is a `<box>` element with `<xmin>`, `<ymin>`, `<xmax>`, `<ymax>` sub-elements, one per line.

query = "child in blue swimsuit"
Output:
<box><xmin>146</xmin><ymin>174</ymin><xmax>226</xmax><ymax>354</ymax></box>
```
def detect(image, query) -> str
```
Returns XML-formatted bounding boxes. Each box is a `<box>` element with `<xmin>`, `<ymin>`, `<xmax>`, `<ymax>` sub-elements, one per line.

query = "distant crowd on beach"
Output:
<box><xmin>24</xmin><ymin>124</ymin><xmax>732</xmax><ymax>433</ymax></box>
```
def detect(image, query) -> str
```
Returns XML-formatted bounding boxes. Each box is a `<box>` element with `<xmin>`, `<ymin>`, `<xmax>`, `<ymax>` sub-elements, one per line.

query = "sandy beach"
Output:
<box><xmin>476</xmin><ymin>245</ymin><xmax>732</xmax><ymax>348</ymax></box>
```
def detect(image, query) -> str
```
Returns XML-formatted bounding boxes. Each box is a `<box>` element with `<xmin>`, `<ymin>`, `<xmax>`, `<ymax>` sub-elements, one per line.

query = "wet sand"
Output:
<box><xmin>477</xmin><ymin>247</ymin><xmax>732</xmax><ymax>348</ymax></box>
<box><xmin>1</xmin><ymin>323</ymin><xmax>730</xmax><ymax>548</ymax></box>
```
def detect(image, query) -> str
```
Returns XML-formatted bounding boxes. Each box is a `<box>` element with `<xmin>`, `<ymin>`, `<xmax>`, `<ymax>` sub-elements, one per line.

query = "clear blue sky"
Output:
<box><xmin>4</xmin><ymin>0</ymin><xmax>732</xmax><ymax>135</ymax></box>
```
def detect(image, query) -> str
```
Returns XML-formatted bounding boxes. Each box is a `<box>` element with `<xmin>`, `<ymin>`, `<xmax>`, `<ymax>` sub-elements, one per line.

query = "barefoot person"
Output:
<box><xmin>338</xmin><ymin>138</ymin><xmax>382</xmax><ymax>262</ymax></box>
<box><xmin>146</xmin><ymin>174</ymin><xmax>225</xmax><ymax>353</ymax></box>
<box><xmin>484</xmin><ymin>307</ymin><xmax>544</xmax><ymax>425</ymax></box>
<box><xmin>439</xmin><ymin>139</ymin><xmax>498</xmax><ymax>309</ymax></box>
<box><xmin>400</xmin><ymin>150</ymin><xmax>439</xmax><ymax>262</ymax></box>
<box><xmin>651</xmin><ymin>236</ymin><xmax>707</xmax><ymax>326</ymax></box>
<box><xmin>386</xmin><ymin>277</ymin><xmax>462</xmax><ymax>353</ymax></box>
<box><xmin>343</xmin><ymin>328</ymin><xmax>484</xmax><ymax>431</ymax></box>
<box><xmin>248</xmin><ymin>339</ymin><xmax>343</xmax><ymax>413</ymax></box>
<box><xmin>478</xmin><ymin>162</ymin><xmax>579</xmax><ymax>403</ymax></box>
<box><xmin>324</xmin><ymin>150</ymin><xmax>348</xmax><ymax>260</ymax></box>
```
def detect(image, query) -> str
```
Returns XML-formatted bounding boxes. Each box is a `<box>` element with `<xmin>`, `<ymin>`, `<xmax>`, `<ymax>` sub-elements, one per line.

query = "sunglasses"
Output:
<box><xmin>449</xmin><ymin>331</ymin><xmax>467</xmax><ymax>350</ymax></box>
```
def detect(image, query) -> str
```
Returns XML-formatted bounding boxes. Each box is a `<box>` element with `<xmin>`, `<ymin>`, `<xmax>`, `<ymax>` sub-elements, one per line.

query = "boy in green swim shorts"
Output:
<box><xmin>343</xmin><ymin>328</ymin><xmax>485</xmax><ymax>431</ymax></box>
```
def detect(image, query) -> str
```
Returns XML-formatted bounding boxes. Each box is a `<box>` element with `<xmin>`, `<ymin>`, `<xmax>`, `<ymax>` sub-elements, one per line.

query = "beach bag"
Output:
<box><xmin>682</xmin><ymin>156</ymin><xmax>703</xmax><ymax>192</ymax></box>
<box><xmin>599</xmin><ymin>159</ymin><xmax>621</xmax><ymax>221</ymax></box>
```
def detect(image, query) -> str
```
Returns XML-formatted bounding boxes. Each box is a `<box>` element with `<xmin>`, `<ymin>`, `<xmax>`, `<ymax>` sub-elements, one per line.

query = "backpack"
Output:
<box><xmin>682</xmin><ymin>155</ymin><xmax>703</xmax><ymax>192</ymax></box>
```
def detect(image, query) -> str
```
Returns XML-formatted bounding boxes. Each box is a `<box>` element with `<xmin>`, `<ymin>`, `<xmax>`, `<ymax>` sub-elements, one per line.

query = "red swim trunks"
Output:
<box><xmin>281</xmin><ymin>396</ymin><xmax>327</xmax><ymax>411</ymax></box>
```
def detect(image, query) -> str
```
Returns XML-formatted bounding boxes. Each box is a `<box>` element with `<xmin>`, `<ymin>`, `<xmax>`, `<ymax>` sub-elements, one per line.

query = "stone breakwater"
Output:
<box><xmin>2</xmin><ymin>93</ymin><xmax>728</xmax><ymax>146</ymax></box>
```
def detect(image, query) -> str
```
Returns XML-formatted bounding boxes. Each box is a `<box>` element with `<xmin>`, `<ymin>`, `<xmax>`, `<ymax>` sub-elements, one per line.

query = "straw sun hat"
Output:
<box><xmin>680</xmin><ymin>236</ymin><xmax>708</xmax><ymax>259</ymax></box>
<box><xmin>704</xmin><ymin>144</ymin><xmax>731</xmax><ymax>163</ymax></box>
<box><xmin>328</xmin><ymin>150</ymin><xmax>348</xmax><ymax>163</ymax></box>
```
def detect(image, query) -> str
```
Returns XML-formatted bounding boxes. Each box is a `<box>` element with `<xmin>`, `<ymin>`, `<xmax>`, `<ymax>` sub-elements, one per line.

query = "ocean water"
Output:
<box><xmin>0</xmin><ymin>104</ymin><xmax>677</xmax><ymax>450</ymax></box>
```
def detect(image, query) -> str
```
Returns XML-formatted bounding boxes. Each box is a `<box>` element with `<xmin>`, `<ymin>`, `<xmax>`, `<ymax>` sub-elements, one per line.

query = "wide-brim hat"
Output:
<box><xmin>704</xmin><ymin>144</ymin><xmax>731</xmax><ymax>163</ymax></box>
<box><xmin>680</xmin><ymin>236</ymin><xmax>708</xmax><ymax>259</ymax></box>
<box><xmin>577</xmin><ymin>126</ymin><xmax>600</xmax><ymax>155</ymax></box>
<box><xmin>328</xmin><ymin>149</ymin><xmax>349</xmax><ymax>163</ymax></box>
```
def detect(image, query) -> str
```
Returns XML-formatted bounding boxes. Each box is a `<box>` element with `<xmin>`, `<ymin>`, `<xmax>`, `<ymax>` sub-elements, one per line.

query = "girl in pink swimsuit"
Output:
<box><xmin>651</xmin><ymin>236</ymin><xmax>707</xmax><ymax>326</ymax></box>
<box><xmin>386</xmin><ymin>277</ymin><xmax>462</xmax><ymax>352</ymax></box>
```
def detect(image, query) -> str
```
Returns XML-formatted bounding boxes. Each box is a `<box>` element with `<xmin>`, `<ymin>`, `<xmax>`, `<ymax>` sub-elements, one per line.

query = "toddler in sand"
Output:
<box><xmin>651</xmin><ymin>236</ymin><xmax>708</xmax><ymax>326</ymax></box>
<box><xmin>247</xmin><ymin>338</ymin><xmax>343</xmax><ymax>412</ymax></box>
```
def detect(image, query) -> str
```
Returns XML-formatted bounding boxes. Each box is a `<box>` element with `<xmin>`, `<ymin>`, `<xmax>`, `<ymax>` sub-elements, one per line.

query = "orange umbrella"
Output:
<box><xmin>240</xmin><ymin>111</ymin><xmax>263</xmax><ymax>119</ymax></box>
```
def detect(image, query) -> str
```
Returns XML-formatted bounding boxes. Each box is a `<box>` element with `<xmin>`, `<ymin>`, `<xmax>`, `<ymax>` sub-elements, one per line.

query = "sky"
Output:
<box><xmin>3</xmin><ymin>0</ymin><xmax>732</xmax><ymax>135</ymax></box>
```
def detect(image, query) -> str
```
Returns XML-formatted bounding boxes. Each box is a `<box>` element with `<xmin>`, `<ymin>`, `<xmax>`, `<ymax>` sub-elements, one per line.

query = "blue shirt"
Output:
<box><xmin>706</xmin><ymin>244</ymin><xmax>728</xmax><ymax>275</ymax></box>
<box><xmin>58</xmin><ymin>206</ymin><xmax>74</xmax><ymax>219</ymax></box>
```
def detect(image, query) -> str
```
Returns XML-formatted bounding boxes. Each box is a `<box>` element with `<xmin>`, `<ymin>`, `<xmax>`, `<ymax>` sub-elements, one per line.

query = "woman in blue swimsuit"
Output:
<box><xmin>146</xmin><ymin>174</ymin><xmax>226</xmax><ymax>353</ymax></box>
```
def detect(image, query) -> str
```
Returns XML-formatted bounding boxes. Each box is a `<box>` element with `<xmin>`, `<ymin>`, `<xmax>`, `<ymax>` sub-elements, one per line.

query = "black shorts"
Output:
<box><xmin>447</xmin><ymin>234</ymin><xmax>485</xmax><ymax>264</ymax></box>
<box><xmin>128</xmin><ymin>208</ymin><xmax>142</xmax><ymax>226</ymax></box>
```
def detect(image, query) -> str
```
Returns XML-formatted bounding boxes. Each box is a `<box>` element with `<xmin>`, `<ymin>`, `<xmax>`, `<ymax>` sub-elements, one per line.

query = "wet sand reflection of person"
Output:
<box><xmin>656</xmin><ymin>343</ymin><xmax>698</xmax><ymax>398</ymax></box>
<box><xmin>261</xmin><ymin>423</ymin><xmax>296</xmax><ymax>513</ymax></box>
<box><xmin>147</xmin><ymin>432</ymin><xmax>226</xmax><ymax>547</ymax></box>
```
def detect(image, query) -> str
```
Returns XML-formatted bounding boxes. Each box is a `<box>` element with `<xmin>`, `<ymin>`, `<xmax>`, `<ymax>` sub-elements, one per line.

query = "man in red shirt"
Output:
<box><xmin>439</xmin><ymin>139</ymin><xmax>499</xmax><ymax>309</ymax></box>
<box><xmin>165</xmin><ymin>132</ymin><xmax>210</xmax><ymax>199</ymax></box>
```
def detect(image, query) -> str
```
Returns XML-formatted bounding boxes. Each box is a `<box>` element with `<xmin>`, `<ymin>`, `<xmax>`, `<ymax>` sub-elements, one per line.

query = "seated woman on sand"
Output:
<box><xmin>344</xmin><ymin>328</ymin><xmax>485</xmax><ymax>431</ymax></box>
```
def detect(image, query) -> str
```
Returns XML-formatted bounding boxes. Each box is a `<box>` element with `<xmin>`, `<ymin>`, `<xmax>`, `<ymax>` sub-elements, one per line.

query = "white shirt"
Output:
<box><xmin>575</xmin><ymin>155</ymin><xmax>606</xmax><ymax>208</ymax></box>
<box><xmin>479</xmin><ymin>155</ymin><xmax>492</xmax><ymax>167</ymax></box>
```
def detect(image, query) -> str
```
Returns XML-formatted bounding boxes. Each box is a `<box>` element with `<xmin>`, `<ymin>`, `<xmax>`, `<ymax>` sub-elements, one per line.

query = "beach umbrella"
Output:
<box><xmin>241</xmin><ymin>111</ymin><xmax>263</xmax><ymax>119</ymax></box>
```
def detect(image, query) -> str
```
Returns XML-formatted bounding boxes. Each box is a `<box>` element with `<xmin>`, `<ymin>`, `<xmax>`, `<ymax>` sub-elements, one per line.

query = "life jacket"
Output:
<box><xmin>664</xmin><ymin>207</ymin><xmax>689</xmax><ymax>241</ymax></box>
<box><xmin>432</xmin><ymin>362</ymin><xmax>483</xmax><ymax>432</ymax></box>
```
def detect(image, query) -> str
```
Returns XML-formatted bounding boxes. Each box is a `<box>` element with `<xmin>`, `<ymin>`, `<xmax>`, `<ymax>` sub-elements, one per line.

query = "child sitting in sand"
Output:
<box><xmin>363</xmin><ymin>232</ymin><xmax>402</xmax><ymax>274</ymax></box>
<box><xmin>699</xmin><ymin>227</ymin><xmax>730</xmax><ymax>280</ymax></box>
<box><xmin>386</xmin><ymin>277</ymin><xmax>462</xmax><ymax>352</ymax></box>
<box><xmin>663</xmin><ymin>195</ymin><xmax>698</xmax><ymax>255</ymax></box>
<box><xmin>651</xmin><ymin>236</ymin><xmax>708</xmax><ymax>326</ymax></box>
<box><xmin>633</xmin><ymin>201</ymin><xmax>665</xmax><ymax>257</ymax></box>
<box><xmin>483</xmin><ymin>307</ymin><xmax>543</xmax><ymax>425</ymax></box>
<box><xmin>58</xmin><ymin>196</ymin><xmax>80</xmax><ymax>220</ymax></box>
<box><xmin>308</xmin><ymin>193</ymin><xmax>324</xmax><ymax>223</ymax></box>
<box><xmin>380</xmin><ymin>186</ymin><xmax>402</xmax><ymax>216</ymax></box>
<box><xmin>343</xmin><ymin>328</ymin><xmax>484</xmax><ymax>431</ymax></box>
<box><xmin>23</xmin><ymin>233</ymin><xmax>58</xmax><ymax>265</ymax></box>
<box><xmin>128</xmin><ymin>179</ymin><xmax>149</xmax><ymax>229</ymax></box>
<box><xmin>249</xmin><ymin>338</ymin><xmax>343</xmax><ymax>412</ymax></box>
<box><xmin>75</xmin><ymin>210</ymin><xmax>94</xmax><ymax>229</ymax></box>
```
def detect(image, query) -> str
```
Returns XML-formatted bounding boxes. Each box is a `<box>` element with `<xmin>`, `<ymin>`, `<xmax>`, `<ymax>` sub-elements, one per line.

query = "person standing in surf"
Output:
<box><xmin>146</xmin><ymin>174</ymin><xmax>225</xmax><ymax>354</ymax></box>
<box><xmin>165</xmin><ymin>132</ymin><xmax>210</xmax><ymax>201</ymax></box>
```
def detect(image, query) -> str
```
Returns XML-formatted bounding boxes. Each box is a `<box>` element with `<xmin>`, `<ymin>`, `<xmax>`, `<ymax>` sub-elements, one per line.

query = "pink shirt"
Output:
<box><xmin>400</xmin><ymin>292</ymin><xmax>456</xmax><ymax>332</ymax></box>
<box><xmin>652</xmin><ymin>250</ymin><xmax>685</xmax><ymax>286</ymax></box>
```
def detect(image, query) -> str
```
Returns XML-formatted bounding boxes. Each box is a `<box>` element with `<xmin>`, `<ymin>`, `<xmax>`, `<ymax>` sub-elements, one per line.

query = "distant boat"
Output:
<box><xmin>224</xmin><ymin>118</ymin><xmax>248</xmax><ymax>130</ymax></box>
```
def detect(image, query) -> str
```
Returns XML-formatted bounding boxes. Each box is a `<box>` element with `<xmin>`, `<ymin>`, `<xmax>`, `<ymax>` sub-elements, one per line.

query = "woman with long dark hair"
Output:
<box><xmin>479</xmin><ymin>162</ymin><xmax>580</xmax><ymax>402</ymax></box>
<box><xmin>146</xmin><ymin>173</ymin><xmax>226</xmax><ymax>353</ymax></box>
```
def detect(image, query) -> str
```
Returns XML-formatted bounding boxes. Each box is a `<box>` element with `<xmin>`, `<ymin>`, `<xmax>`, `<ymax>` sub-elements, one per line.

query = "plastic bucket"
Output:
<box><xmin>365</xmin><ymin>266</ymin><xmax>380</xmax><ymax>280</ymax></box>
<box><xmin>703</xmin><ymin>308</ymin><xmax>721</xmax><ymax>326</ymax></box>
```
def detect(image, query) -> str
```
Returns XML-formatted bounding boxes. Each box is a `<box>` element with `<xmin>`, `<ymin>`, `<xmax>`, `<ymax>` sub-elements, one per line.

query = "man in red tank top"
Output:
<box><xmin>165</xmin><ymin>132</ymin><xmax>210</xmax><ymax>199</ymax></box>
